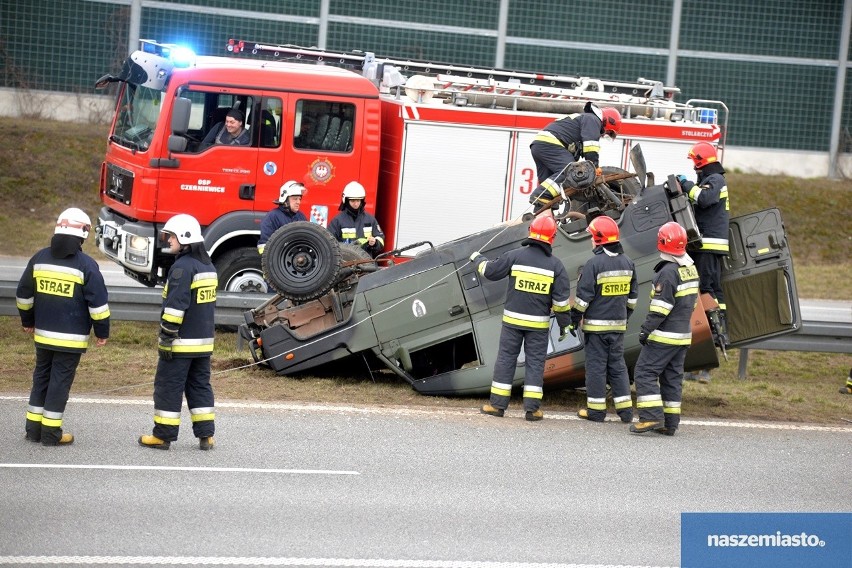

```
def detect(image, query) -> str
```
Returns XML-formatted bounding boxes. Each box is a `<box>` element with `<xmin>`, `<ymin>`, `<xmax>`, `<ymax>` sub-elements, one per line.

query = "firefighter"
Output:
<box><xmin>139</xmin><ymin>214</ymin><xmax>218</xmax><ymax>450</ymax></box>
<box><xmin>841</xmin><ymin>368</ymin><xmax>852</xmax><ymax>395</ymax></box>
<box><xmin>470</xmin><ymin>215</ymin><xmax>572</xmax><ymax>421</ymax></box>
<box><xmin>572</xmin><ymin>216</ymin><xmax>638</xmax><ymax>423</ymax></box>
<box><xmin>678</xmin><ymin>142</ymin><xmax>730</xmax><ymax>384</ymax></box>
<box><xmin>529</xmin><ymin>102</ymin><xmax>622</xmax><ymax>214</ymax></box>
<box><xmin>630</xmin><ymin>222</ymin><xmax>700</xmax><ymax>436</ymax></box>
<box><xmin>201</xmin><ymin>108</ymin><xmax>250</xmax><ymax>148</ymax></box>
<box><xmin>327</xmin><ymin>181</ymin><xmax>385</xmax><ymax>258</ymax></box>
<box><xmin>16</xmin><ymin>208</ymin><xmax>110</xmax><ymax>446</ymax></box>
<box><xmin>258</xmin><ymin>180</ymin><xmax>309</xmax><ymax>255</ymax></box>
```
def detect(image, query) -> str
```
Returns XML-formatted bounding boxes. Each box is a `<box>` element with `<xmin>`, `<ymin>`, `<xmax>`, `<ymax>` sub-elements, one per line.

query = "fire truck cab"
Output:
<box><xmin>95</xmin><ymin>39</ymin><xmax>725</xmax><ymax>294</ymax></box>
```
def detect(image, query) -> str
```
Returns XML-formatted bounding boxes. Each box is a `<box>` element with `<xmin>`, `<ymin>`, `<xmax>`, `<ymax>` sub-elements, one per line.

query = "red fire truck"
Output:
<box><xmin>94</xmin><ymin>39</ymin><xmax>725</xmax><ymax>293</ymax></box>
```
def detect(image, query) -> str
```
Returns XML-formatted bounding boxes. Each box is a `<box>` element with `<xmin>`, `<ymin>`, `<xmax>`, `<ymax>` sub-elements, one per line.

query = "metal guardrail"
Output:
<box><xmin>0</xmin><ymin>282</ymin><xmax>273</xmax><ymax>327</ymax></box>
<box><xmin>1</xmin><ymin>282</ymin><xmax>849</xmax><ymax>375</ymax></box>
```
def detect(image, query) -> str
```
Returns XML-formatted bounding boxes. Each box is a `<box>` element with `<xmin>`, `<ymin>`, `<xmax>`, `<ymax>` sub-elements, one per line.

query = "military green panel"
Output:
<box><xmin>723</xmin><ymin>268</ymin><xmax>793</xmax><ymax>344</ymax></box>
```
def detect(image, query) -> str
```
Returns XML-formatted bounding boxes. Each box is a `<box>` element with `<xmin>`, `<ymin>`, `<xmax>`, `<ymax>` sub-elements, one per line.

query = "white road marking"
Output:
<box><xmin>1</xmin><ymin>395</ymin><xmax>849</xmax><ymax>433</ymax></box>
<box><xmin>0</xmin><ymin>464</ymin><xmax>358</xmax><ymax>475</ymax></box>
<box><xmin>0</xmin><ymin>557</ymin><xmax>673</xmax><ymax>567</ymax></box>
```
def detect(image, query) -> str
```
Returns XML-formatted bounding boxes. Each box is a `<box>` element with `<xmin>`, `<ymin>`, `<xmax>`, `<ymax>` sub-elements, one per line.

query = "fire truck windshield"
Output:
<box><xmin>111</xmin><ymin>83</ymin><xmax>163</xmax><ymax>151</ymax></box>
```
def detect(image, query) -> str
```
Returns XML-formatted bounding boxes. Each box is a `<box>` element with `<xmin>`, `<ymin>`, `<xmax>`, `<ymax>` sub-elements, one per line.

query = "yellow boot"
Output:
<box><xmin>138</xmin><ymin>435</ymin><xmax>170</xmax><ymax>450</ymax></box>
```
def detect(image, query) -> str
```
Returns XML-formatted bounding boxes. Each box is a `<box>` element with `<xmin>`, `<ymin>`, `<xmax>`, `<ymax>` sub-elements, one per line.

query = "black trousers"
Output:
<box><xmin>490</xmin><ymin>326</ymin><xmax>549</xmax><ymax>412</ymax></box>
<box><xmin>693</xmin><ymin>251</ymin><xmax>725</xmax><ymax>309</ymax></box>
<box><xmin>633</xmin><ymin>342</ymin><xmax>687</xmax><ymax>430</ymax></box>
<box><xmin>27</xmin><ymin>348</ymin><xmax>81</xmax><ymax>444</ymax></box>
<box><xmin>151</xmin><ymin>356</ymin><xmax>215</xmax><ymax>441</ymax></box>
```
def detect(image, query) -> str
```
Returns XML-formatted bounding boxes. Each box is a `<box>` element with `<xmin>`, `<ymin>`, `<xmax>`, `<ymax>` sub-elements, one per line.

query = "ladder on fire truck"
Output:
<box><xmin>226</xmin><ymin>38</ymin><xmax>714</xmax><ymax>121</ymax></box>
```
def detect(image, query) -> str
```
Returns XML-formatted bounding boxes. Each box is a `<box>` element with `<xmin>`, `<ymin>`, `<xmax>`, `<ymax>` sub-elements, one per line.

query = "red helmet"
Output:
<box><xmin>601</xmin><ymin>107</ymin><xmax>622</xmax><ymax>138</ymax></box>
<box><xmin>688</xmin><ymin>142</ymin><xmax>718</xmax><ymax>169</ymax></box>
<box><xmin>528</xmin><ymin>215</ymin><xmax>557</xmax><ymax>245</ymax></box>
<box><xmin>587</xmin><ymin>215</ymin><xmax>619</xmax><ymax>245</ymax></box>
<box><xmin>657</xmin><ymin>221</ymin><xmax>688</xmax><ymax>256</ymax></box>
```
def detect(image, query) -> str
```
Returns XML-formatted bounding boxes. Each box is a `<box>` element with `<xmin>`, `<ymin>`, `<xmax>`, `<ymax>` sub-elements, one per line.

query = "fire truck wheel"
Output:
<box><xmin>263</xmin><ymin>222</ymin><xmax>342</xmax><ymax>301</ymax></box>
<box><xmin>215</xmin><ymin>246</ymin><xmax>267</xmax><ymax>294</ymax></box>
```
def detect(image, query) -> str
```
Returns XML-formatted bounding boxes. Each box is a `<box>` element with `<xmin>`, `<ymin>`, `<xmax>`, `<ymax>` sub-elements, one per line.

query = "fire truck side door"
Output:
<box><xmin>721</xmin><ymin>207</ymin><xmax>802</xmax><ymax>346</ymax></box>
<box><xmin>156</xmin><ymin>88</ymin><xmax>260</xmax><ymax>226</ymax></box>
<box><xmin>252</xmin><ymin>93</ymin><xmax>287</xmax><ymax>212</ymax></box>
<box><xmin>282</xmin><ymin>97</ymin><xmax>363</xmax><ymax>228</ymax></box>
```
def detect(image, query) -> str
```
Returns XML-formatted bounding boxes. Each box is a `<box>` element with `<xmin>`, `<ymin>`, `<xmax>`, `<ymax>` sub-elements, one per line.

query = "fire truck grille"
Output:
<box><xmin>106</xmin><ymin>163</ymin><xmax>134</xmax><ymax>204</ymax></box>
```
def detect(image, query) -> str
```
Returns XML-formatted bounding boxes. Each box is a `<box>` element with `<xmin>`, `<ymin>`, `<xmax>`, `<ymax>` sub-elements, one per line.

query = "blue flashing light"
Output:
<box><xmin>170</xmin><ymin>46</ymin><xmax>197</xmax><ymax>68</ymax></box>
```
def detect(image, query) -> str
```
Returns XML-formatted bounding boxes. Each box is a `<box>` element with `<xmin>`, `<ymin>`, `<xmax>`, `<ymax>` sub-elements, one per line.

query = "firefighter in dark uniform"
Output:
<box><xmin>470</xmin><ymin>215</ymin><xmax>572</xmax><ymax>421</ymax></box>
<box><xmin>258</xmin><ymin>180</ymin><xmax>309</xmax><ymax>255</ymax></box>
<box><xmin>528</xmin><ymin>102</ymin><xmax>622</xmax><ymax>214</ymax></box>
<box><xmin>572</xmin><ymin>216</ymin><xmax>638</xmax><ymax>423</ymax></box>
<box><xmin>16</xmin><ymin>208</ymin><xmax>110</xmax><ymax>446</ymax></box>
<box><xmin>139</xmin><ymin>214</ymin><xmax>218</xmax><ymax>450</ymax></box>
<box><xmin>327</xmin><ymin>181</ymin><xmax>385</xmax><ymax>258</ymax></box>
<box><xmin>630</xmin><ymin>222</ymin><xmax>700</xmax><ymax>436</ymax></box>
<box><xmin>678</xmin><ymin>142</ymin><xmax>730</xmax><ymax>378</ymax></box>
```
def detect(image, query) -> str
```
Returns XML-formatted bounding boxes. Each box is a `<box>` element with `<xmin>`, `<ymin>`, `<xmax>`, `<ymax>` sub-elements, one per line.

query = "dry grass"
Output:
<box><xmin>1</xmin><ymin>318</ymin><xmax>849</xmax><ymax>425</ymax></box>
<box><xmin>1</xmin><ymin>118</ymin><xmax>850</xmax><ymax>425</ymax></box>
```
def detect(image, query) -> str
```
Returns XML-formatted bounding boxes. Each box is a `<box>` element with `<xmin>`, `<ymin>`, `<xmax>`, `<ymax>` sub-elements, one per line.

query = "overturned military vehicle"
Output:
<box><xmin>238</xmin><ymin>151</ymin><xmax>801</xmax><ymax>396</ymax></box>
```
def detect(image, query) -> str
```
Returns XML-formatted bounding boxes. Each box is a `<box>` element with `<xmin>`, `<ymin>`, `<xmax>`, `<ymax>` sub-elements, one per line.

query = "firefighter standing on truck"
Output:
<box><xmin>327</xmin><ymin>181</ymin><xmax>385</xmax><ymax>258</ymax></box>
<box><xmin>470</xmin><ymin>215</ymin><xmax>572</xmax><ymax>421</ymax></box>
<box><xmin>678</xmin><ymin>142</ymin><xmax>730</xmax><ymax>384</ymax></box>
<box><xmin>257</xmin><ymin>180</ymin><xmax>309</xmax><ymax>255</ymax></box>
<box><xmin>528</xmin><ymin>102</ymin><xmax>622</xmax><ymax>214</ymax></box>
<box><xmin>572</xmin><ymin>216</ymin><xmax>638</xmax><ymax>423</ymax></box>
<box><xmin>139</xmin><ymin>214</ymin><xmax>218</xmax><ymax>451</ymax></box>
<box><xmin>16</xmin><ymin>208</ymin><xmax>110</xmax><ymax>446</ymax></box>
<box><xmin>630</xmin><ymin>222</ymin><xmax>699</xmax><ymax>436</ymax></box>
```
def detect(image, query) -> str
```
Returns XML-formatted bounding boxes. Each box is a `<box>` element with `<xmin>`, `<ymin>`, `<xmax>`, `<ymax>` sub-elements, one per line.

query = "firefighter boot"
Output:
<box><xmin>138</xmin><ymin>435</ymin><xmax>170</xmax><ymax>450</ymax></box>
<box><xmin>480</xmin><ymin>404</ymin><xmax>505</xmax><ymax>417</ymax></box>
<box><xmin>630</xmin><ymin>421</ymin><xmax>662</xmax><ymax>434</ymax></box>
<box><xmin>577</xmin><ymin>408</ymin><xmax>605</xmax><ymax>422</ymax></box>
<box><xmin>199</xmin><ymin>437</ymin><xmax>215</xmax><ymax>451</ymax></box>
<box><xmin>525</xmin><ymin>409</ymin><xmax>544</xmax><ymax>422</ymax></box>
<box><xmin>718</xmin><ymin>311</ymin><xmax>731</xmax><ymax>349</ymax></box>
<box><xmin>42</xmin><ymin>432</ymin><xmax>74</xmax><ymax>446</ymax></box>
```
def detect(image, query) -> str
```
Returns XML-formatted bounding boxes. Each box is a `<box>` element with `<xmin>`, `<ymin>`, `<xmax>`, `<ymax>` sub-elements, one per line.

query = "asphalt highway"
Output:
<box><xmin>0</xmin><ymin>397</ymin><xmax>848</xmax><ymax>567</ymax></box>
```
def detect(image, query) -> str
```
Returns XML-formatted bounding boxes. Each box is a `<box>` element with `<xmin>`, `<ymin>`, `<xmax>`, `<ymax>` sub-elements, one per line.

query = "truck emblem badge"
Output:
<box><xmin>412</xmin><ymin>299</ymin><xmax>427</xmax><ymax>318</ymax></box>
<box><xmin>263</xmin><ymin>161</ymin><xmax>277</xmax><ymax>176</ymax></box>
<box><xmin>310</xmin><ymin>205</ymin><xmax>328</xmax><ymax>227</ymax></box>
<box><xmin>309</xmin><ymin>158</ymin><xmax>334</xmax><ymax>184</ymax></box>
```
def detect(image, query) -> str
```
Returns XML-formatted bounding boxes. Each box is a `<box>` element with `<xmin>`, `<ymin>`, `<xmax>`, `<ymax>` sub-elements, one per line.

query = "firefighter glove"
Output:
<box><xmin>469</xmin><ymin>251</ymin><xmax>481</xmax><ymax>263</ymax></box>
<box><xmin>638</xmin><ymin>331</ymin><xmax>649</xmax><ymax>346</ymax></box>
<box><xmin>676</xmin><ymin>174</ymin><xmax>688</xmax><ymax>186</ymax></box>
<box><xmin>158</xmin><ymin>332</ymin><xmax>176</xmax><ymax>361</ymax></box>
<box><xmin>560</xmin><ymin>324</ymin><xmax>577</xmax><ymax>341</ymax></box>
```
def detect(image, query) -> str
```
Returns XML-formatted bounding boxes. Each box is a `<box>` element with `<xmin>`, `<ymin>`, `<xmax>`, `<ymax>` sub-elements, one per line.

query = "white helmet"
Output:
<box><xmin>274</xmin><ymin>180</ymin><xmax>306</xmax><ymax>204</ymax></box>
<box><xmin>162</xmin><ymin>213</ymin><xmax>203</xmax><ymax>245</ymax></box>
<box><xmin>342</xmin><ymin>181</ymin><xmax>366</xmax><ymax>202</ymax></box>
<box><xmin>55</xmin><ymin>208</ymin><xmax>91</xmax><ymax>239</ymax></box>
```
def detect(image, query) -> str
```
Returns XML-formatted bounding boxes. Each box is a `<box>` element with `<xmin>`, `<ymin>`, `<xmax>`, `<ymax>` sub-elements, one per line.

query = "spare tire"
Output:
<box><xmin>262</xmin><ymin>222</ymin><xmax>341</xmax><ymax>302</ymax></box>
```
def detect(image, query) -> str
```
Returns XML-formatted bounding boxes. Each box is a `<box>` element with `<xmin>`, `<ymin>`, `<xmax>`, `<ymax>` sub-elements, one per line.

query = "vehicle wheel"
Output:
<box><xmin>262</xmin><ymin>222</ymin><xmax>341</xmax><ymax>302</ymax></box>
<box><xmin>215</xmin><ymin>247</ymin><xmax>267</xmax><ymax>294</ymax></box>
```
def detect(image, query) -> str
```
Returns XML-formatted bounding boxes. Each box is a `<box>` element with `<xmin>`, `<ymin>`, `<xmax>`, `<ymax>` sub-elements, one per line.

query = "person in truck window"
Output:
<box><xmin>201</xmin><ymin>108</ymin><xmax>250</xmax><ymax>148</ymax></box>
<box><xmin>327</xmin><ymin>181</ymin><xmax>385</xmax><ymax>258</ymax></box>
<box><xmin>528</xmin><ymin>102</ymin><xmax>622</xmax><ymax>215</ymax></box>
<box><xmin>257</xmin><ymin>181</ymin><xmax>308</xmax><ymax>255</ymax></box>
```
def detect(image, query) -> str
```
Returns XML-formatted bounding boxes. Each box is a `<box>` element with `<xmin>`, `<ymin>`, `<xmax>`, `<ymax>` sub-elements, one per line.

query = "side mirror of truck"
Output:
<box><xmin>171</xmin><ymin>97</ymin><xmax>192</xmax><ymax>136</ymax></box>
